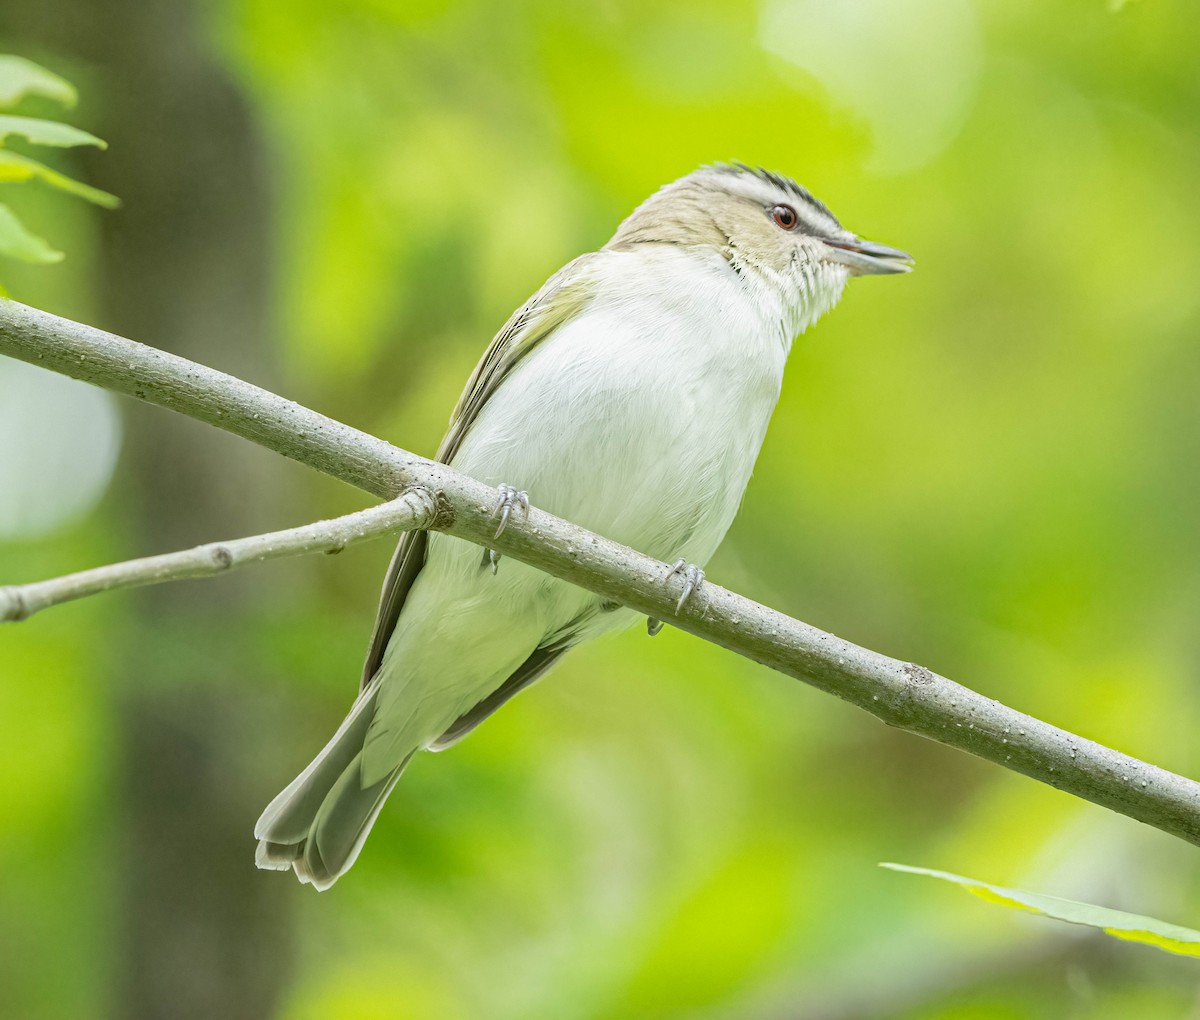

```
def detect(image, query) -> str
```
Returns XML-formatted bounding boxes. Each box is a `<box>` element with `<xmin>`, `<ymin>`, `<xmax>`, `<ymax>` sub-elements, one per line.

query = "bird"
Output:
<box><xmin>254</xmin><ymin>162</ymin><xmax>912</xmax><ymax>889</ymax></box>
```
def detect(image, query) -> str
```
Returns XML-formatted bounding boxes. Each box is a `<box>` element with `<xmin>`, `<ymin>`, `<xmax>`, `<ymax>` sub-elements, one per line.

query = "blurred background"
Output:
<box><xmin>1</xmin><ymin>0</ymin><xmax>1199</xmax><ymax>1017</ymax></box>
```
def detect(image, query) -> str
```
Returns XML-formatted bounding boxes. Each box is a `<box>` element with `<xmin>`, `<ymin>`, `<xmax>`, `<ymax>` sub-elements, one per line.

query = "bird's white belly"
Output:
<box><xmin>367</xmin><ymin>251</ymin><xmax>790</xmax><ymax>772</ymax></box>
<box><xmin>454</xmin><ymin>252</ymin><xmax>788</xmax><ymax>566</ymax></box>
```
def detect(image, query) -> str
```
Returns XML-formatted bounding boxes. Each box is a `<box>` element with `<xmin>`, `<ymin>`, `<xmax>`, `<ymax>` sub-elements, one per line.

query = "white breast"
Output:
<box><xmin>454</xmin><ymin>246</ymin><xmax>795</xmax><ymax>565</ymax></box>
<box><xmin>369</xmin><ymin>245</ymin><xmax>843</xmax><ymax>763</ymax></box>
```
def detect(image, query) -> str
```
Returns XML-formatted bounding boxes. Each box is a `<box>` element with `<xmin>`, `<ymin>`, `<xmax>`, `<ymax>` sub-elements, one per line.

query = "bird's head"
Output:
<box><xmin>606</xmin><ymin>163</ymin><xmax>911</xmax><ymax>332</ymax></box>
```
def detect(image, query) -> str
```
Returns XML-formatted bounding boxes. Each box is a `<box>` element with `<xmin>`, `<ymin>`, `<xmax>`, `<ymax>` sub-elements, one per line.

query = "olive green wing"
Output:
<box><xmin>427</xmin><ymin>645</ymin><xmax>567</xmax><ymax>750</ymax></box>
<box><xmin>359</xmin><ymin>254</ymin><xmax>600</xmax><ymax>688</ymax></box>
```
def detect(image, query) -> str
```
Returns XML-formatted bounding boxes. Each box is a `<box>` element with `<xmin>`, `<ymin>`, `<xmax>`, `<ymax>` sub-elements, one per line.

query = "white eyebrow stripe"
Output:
<box><xmin>791</xmin><ymin>199</ymin><xmax>839</xmax><ymax>236</ymax></box>
<box><xmin>702</xmin><ymin>164</ymin><xmax>844</xmax><ymax>238</ymax></box>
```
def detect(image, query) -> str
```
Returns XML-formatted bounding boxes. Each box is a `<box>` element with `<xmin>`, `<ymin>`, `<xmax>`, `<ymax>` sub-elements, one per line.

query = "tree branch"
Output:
<box><xmin>2</xmin><ymin>297</ymin><xmax>1199</xmax><ymax>849</ymax></box>
<box><xmin>0</xmin><ymin>490</ymin><xmax>437</xmax><ymax>622</ymax></box>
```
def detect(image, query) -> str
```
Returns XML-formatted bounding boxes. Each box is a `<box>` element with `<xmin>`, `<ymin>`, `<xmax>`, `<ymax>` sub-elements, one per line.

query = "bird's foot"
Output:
<box><xmin>665</xmin><ymin>559</ymin><xmax>705</xmax><ymax>614</ymax></box>
<box><xmin>648</xmin><ymin>561</ymin><xmax>705</xmax><ymax>631</ymax></box>
<box><xmin>485</xmin><ymin>483</ymin><xmax>530</xmax><ymax>573</ymax></box>
<box><xmin>492</xmin><ymin>484</ymin><xmax>529</xmax><ymax>539</ymax></box>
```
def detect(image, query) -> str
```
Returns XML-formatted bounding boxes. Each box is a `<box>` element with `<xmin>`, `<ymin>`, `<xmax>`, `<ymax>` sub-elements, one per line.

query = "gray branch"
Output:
<box><xmin>0</xmin><ymin>490</ymin><xmax>437</xmax><ymax>622</ymax></box>
<box><xmin>2</xmin><ymin>297</ymin><xmax>1198</xmax><ymax>849</ymax></box>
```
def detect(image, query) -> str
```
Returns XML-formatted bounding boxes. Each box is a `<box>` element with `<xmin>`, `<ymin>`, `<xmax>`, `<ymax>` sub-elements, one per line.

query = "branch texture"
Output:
<box><xmin>2</xmin><ymin>298</ymin><xmax>1199</xmax><ymax>848</ymax></box>
<box><xmin>0</xmin><ymin>490</ymin><xmax>437</xmax><ymax>622</ymax></box>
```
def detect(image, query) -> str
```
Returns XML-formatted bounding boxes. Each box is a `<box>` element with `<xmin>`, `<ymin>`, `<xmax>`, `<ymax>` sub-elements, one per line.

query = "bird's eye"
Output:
<box><xmin>771</xmin><ymin>204</ymin><xmax>799</xmax><ymax>230</ymax></box>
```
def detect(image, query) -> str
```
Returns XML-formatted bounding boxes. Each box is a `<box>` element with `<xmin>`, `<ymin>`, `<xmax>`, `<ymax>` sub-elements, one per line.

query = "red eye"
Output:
<box><xmin>771</xmin><ymin>204</ymin><xmax>799</xmax><ymax>230</ymax></box>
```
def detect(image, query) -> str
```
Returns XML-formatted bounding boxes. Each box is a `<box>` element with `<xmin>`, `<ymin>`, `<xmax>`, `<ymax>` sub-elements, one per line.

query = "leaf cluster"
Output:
<box><xmin>0</xmin><ymin>55</ymin><xmax>116</xmax><ymax>289</ymax></box>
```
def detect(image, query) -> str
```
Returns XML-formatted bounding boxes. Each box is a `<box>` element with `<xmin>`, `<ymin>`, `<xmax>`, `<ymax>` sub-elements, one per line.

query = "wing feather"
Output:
<box><xmin>427</xmin><ymin>646</ymin><xmax>568</xmax><ymax>750</ymax></box>
<box><xmin>359</xmin><ymin>253</ymin><xmax>600</xmax><ymax>688</ymax></box>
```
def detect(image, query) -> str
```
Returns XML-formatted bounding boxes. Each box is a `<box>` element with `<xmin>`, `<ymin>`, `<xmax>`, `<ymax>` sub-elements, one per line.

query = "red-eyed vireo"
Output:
<box><xmin>255</xmin><ymin>163</ymin><xmax>912</xmax><ymax>889</ymax></box>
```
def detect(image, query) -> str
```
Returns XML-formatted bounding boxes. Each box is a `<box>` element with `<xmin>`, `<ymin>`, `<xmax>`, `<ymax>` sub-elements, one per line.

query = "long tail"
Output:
<box><xmin>254</xmin><ymin>681</ymin><xmax>411</xmax><ymax>891</ymax></box>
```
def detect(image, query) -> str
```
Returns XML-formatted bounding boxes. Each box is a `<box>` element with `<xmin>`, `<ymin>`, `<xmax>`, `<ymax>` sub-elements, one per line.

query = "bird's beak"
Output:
<box><xmin>823</xmin><ymin>237</ymin><xmax>914</xmax><ymax>276</ymax></box>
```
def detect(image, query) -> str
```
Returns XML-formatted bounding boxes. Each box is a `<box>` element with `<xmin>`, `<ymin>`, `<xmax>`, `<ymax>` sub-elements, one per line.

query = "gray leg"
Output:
<box><xmin>664</xmin><ymin>558</ymin><xmax>705</xmax><ymax>613</ymax></box>
<box><xmin>486</xmin><ymin>483</ymin><xmax>530</xmax><ymax>572</ymax></box>
<box><xmin>493</xmin><ymin>483</ymin><xmax>530</xmax><ymax>538</ymax></box>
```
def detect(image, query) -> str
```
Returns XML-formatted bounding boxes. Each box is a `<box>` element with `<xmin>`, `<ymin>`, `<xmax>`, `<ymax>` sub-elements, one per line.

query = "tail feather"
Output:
<box><xmin>255</xmin><ymin>680</ymin><xmax>380</xmax><ymax>844</ymax></box>
<box><xmin>295</xmin><ymin>755</ymin><xmax>409</xmax><ymax>889</ymax></box>
<box><xmin>255</xmin><ymin>838</ymin><xmax>301</xmax><ymax>871</ymax></box>
<box><xmin>254</xmin><ymin>680</ymin><xmax>412</xmax><ymax>890</ymax></box>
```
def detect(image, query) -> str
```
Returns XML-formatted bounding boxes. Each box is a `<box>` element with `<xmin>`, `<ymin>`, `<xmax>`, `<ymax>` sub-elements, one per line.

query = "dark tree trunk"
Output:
<box><xmin>3</xmin><ymin>2</ymin><xmax>295</xmax><ymax>1016</ymax></box>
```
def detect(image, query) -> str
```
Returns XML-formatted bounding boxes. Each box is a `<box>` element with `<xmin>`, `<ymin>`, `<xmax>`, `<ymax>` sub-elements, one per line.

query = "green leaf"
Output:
<box><xmin>0</xmin><ymin>55</ymin><xmax>76</xmax><ymax>110</ymax></box>
<box><xmin>881</xmin><ymin>862</ymin><xmax>1200</xmax><ymax>958</ymax></box>
<box><xmin>0</xmin><ymin>150</ymin><xmax>119</xmax><ymax>208</ymax></box>
<box><xmin>0</xmin><ymin>114</ymin><xmax>105</xmax><ymax>149</ymax></box>
<box><xmin>0</xmin><ymin>204</ymin><xmax>63</xmax><ymax>263</ymax></box>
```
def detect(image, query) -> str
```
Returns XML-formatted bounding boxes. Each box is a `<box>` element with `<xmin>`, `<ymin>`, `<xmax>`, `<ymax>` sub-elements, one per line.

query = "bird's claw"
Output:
<box><xmin>665</xmin><ymin>559</ymin><xmax>705</xmax><ymax>614</ymax></box>
<box><xmin>493</xmin><ymin>484</ymin><xmax>530</xmax><ymax>539</ymax></box>
<box><xmin>485</xmin><ymin>484</ymin><xmax>529</xmax><ymax>573</ymax></box>
<box><xmin>647</xmin><ymin>617</ymin><xmax>664</xmax><ymax>637</ymax></box>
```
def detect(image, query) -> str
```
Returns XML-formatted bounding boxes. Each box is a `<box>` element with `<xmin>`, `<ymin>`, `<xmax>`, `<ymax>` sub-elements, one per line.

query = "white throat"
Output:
<box><xmin>727</xmin><ymin>246</ymin><xmax>850</xmax><ymax>349</ymax></box>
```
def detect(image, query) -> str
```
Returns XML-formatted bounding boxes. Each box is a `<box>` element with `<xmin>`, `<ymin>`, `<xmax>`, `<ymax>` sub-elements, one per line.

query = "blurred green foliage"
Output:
<box><xmin>2</xmin><ymin>0</ymin><xmax>1200</xmax><ymax>1017</ymax></box>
